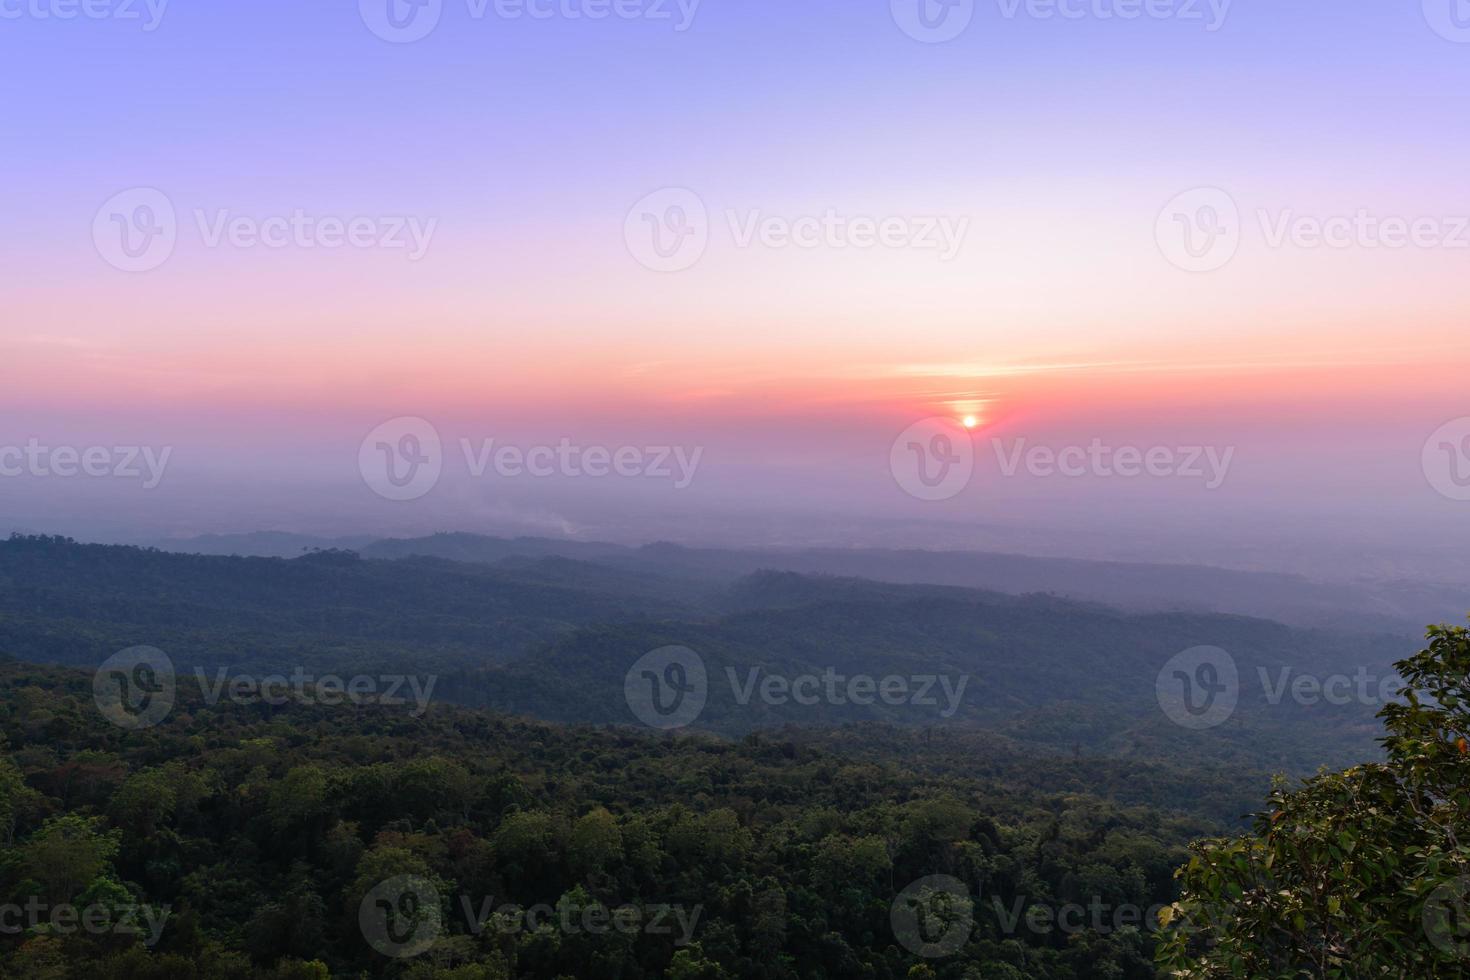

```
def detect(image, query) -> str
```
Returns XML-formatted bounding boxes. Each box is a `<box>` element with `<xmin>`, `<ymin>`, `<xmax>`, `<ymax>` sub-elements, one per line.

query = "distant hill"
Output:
<box><xmin>150</xmin><ymin>530</ymin><xmax>381</xmax><ymax>558</ymax></box>
<box><xmin>156</xmin><ymin>530</ymin><xmax>1465</xmax><ymax>633</ymax></box>
<box><xmin>1</xmin><ymin>533</ymin><xmax>1411</xmax><ymax>786</ymax></box>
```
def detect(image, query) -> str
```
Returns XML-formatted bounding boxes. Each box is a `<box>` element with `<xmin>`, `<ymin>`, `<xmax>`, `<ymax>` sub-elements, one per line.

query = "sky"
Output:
<box><xmin>2</xmin><ymin>0</ymin><xmax>1469</xmax><ymax>573</ymax></box>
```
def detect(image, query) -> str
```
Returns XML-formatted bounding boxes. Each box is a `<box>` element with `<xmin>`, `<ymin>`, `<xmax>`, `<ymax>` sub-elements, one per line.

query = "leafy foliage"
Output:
<box><xmin>1158</xmin><ymin>623</ymin><xmax>1470</xmax><ymax>977</ymax></box>
<box><xmin>0</xmin><ymin>662</ymin><xmax>1206</xmax><ymax>978</ymax></box>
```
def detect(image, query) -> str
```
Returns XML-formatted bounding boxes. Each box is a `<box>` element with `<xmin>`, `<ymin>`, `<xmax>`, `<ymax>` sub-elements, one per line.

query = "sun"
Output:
<box><xmin>962</xmin><ymin>416</ymin><xmax>979</xmax><ymax>430</ymax></box>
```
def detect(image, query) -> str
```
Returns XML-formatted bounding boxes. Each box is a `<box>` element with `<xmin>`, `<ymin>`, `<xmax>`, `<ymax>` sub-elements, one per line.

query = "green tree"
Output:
<box><xmin>1159</xmin><ymin>623</ymin><xmax>1470</xmax><ymax>977</ymax></box>
<box><xmin>568</xmin><ymin>807</ymin><xmax>622</xmax><ymax>878</ymax></box>
<box><xmin>20</xmin><ymin>813</ymin><xmax>121</xmax><ymax>902</ymax></box>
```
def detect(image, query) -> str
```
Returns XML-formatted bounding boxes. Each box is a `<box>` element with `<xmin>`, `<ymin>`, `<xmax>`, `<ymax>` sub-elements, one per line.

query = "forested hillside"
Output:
<box><xmin>1</xmin><ymin>660</ymin><xmax>1205</xmax><ymax>979</ymax></box>
<box><xmin>0</xmin><ymin>535</ymin><xmax>1450</xmax><ymax>977</ymax></box>
<box><xmin>156</xmin><ymin>531</ymin><xmax>1464</xmax><ymax>634</ymax></box>
<box><xmin>0</xmin><ymin>535</ymin><xmax>1402</xmax><ymax>784</ymax></box>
